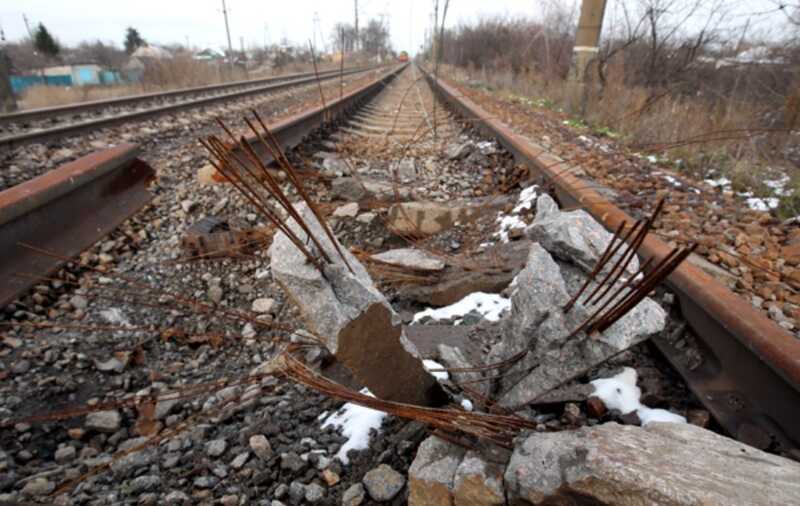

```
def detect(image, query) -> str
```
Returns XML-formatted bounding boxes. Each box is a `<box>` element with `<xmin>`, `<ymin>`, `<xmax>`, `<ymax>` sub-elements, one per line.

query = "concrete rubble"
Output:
<box><xmin>269</xmin><ymin>202</ymin><xmax>445</xmax><ymax>406</ymax></box>
<box><xmin>483</xmin><ymin>193</ymin><xmax>665</xmax><ymax>410</ymax></box>
<box><xmin>371</xmin><ymin>248</ymin><xmax>446</xmax><ymax>272</ymax></box>
<box><xmin>408</xmin><ymin>423</ymin><xmax>800</xmax><ymax>505</ymax></box>
<box><xmin>505</xmin><ymin>422</ymin><xmax>800</xmax><ymax>505</ymax></box>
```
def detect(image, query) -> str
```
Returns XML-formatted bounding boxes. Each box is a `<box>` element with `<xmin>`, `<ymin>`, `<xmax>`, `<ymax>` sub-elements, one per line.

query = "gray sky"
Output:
<box><xmin>0</xmin><ymin>1</ymin><xmax>791</xmax><ymax>55</ymax></box>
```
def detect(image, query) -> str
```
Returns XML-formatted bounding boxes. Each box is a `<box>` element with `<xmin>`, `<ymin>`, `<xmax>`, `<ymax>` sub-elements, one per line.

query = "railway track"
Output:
<box><xmin>0</xmin><ymin>65</ymin><xmax>378</xmax><ymax>150</ymax></box>
<box><xmin>0</xmin><ymin>62</ymin><xmax>798</xmax><ymax>501</ymax></box>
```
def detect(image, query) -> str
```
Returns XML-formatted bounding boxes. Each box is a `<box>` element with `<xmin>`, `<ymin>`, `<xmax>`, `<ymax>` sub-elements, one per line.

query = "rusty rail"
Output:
<box><xmin>0</xmin><ymin>66</ymin><xmax>380</xmax><ymax>150</ymax></box>
<box><xmin>230</xmin><ymin>64</ymin><xmax>407</xmax><ymax>168</ymax></box>
<box><xmin>422</xmin><ymin>66</ymin><xmax>800</xmax><ymax>456</ymax></box>
<box><xmin>0</xmin><ymin>144</ymin><xmax>154</xmax><ymax>308</ymax></box>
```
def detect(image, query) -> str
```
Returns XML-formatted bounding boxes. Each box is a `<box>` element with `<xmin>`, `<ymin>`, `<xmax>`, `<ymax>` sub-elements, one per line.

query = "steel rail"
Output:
<box><xmin>422</xmin><ymin>66</ymin><xmax>800</xmax><ymax>456</ymax></box>
<box><xmin>0</xmin><ymin>66</ymin><xmax>380</xmax><ymax>150</ymax></box>
<box><xmin>0</xmin><ymin>66</ymin><xmax>374</xmax><ymax>127</ymax></box>
<box><xmin>230</xmin><ymin>64</ymin><xmax>408</xmax><ymax>168</ymax></box>
<box><xmin>0</xmin><ymin>144</ymin><xmax>155</xmax><ymax>308</ymax></box>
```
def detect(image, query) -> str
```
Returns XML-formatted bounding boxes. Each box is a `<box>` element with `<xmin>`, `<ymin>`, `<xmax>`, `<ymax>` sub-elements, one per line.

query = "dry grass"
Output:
<box><xmin>18</xmin><ymin>55</ymin><xmax>343</xmax><ymax>110</ymax></box>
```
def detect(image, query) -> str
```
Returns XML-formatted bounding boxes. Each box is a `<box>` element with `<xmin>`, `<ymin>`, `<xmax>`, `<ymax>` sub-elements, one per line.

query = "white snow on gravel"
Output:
<box><xmin>590</xmin><ymin>367</ymin><xmax>686</xmax><ymax>427</ymax></box>
<box><xmin>494</xmin><ymin>185</ymin><xmax>538</xmax><ymax>242</ymax></box>
<box><xmin>746</xmin><ymin>197</ymin><xmax>780</xmax><ymax>211</ymax></box>
<box><xmin>320</xmin><ymin>388</ymin><xmax>387</xmax><ymax>465</ymax></box>
<box><xmin>412</xmin><ymin>292</ymin><xmax>511</xmax><ymax>324</ymax></box>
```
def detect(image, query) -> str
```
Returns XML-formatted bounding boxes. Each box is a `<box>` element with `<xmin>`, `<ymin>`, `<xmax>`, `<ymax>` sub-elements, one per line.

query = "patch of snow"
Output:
<box><xmin>461</xmin><ymin>399</ymin><xmax>474</xmax><ymax>411</ymax></box>
<box><xmin>662</xmin><ymin>175</ymin><xmax>682</xmax><ymax>187</ymax></box>
<box><xmin>494</xmin><ymin>185</ymin><xmax>539</xmax><ymax>242</ymax></box>
<box><xmin>704</xmin><ymin>177</ymin><xmax>731</xmax><ymax>188</ymax></box>
<box><xmin>646</xmin><ymin>155</ymin><xmax>658</xmax><ymax>164</ymax></box>
<box><xmin>423</xmin><ymin>359</ymin><xmax>449</xmax><ymax>381</ymax></box>
<box><xmin>513</xmin><ymin>185</ymin><xmax>539</xmax><ymax>213</ymax></box>
<box><xmin>590</xmin><ymin>367</ymin><xmax>686</xmax><ymax>427</ymax></box>
<box><xmin>321</xmin><ymin>389</ymin><xmax>387</xmax><ymax>465</ymax></box>
<box><xmin>412</xmin><ymin>292</ymin><xmax>511</xmax><ymax>325</ymax></box>
<box><xmin>746</xmin><ymin>197</ymin><xmax>779</xmax><ymax>211</ymax></box>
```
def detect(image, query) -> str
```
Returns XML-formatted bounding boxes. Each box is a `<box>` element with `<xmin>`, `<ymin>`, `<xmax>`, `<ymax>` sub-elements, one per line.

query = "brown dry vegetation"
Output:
<box><xmin>17</xmin><ymin>54</ymin><xmax>343</xmax><ymax>110</ymax></box>
<box><xmin>434</xmin><ymin>2</ymin><xmax>800</xmax><ymax>216</ymax></box>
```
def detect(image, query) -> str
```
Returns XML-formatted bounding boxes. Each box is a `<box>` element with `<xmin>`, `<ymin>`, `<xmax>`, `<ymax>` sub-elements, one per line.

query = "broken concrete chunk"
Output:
<box><xmin>371</xmin><ymin>248</ymin><xmax>446</xmax><ymax>272</ymax></box>
<box><xmin>387</xmin><ymin>201</ymin><xmax>476</xmax><ymax>236</ymax></box>
<box><xmin>526</xmin><ymin>193</ymin><xmax>639</xmax><ymax>275</ymax></box>
<box><xmin>268</xmin><ymin>202</ymin><xmax>444</xmax><ymax>406</ymax></box>
<box><xmin>504</xmin><ymin>422</ymin><xmax>800</xmax><ymax>505</ymax></box>
<box><xmin>408</xmin><ymin>436</ymin><xmax>466</xmax><ymax>506</ymax></box>
<box><xmin>453</xmin><ymin>451</ymin><xmax>506</xmax><ymax>506</ymax></box>
<box><xmin>494</xmin><ymin>244</ymin><xmax>665</xmax><ymax>410</ymax></box>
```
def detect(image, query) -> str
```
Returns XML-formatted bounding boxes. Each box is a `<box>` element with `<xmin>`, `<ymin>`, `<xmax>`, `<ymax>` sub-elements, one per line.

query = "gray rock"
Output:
<box><xmin>249</xmin><ymin>434</ymin><xmax>272</xmax><ymax>460</ymax></box>
<box><xmin>21</xmin><ymin>478</ymin><xmax>54</xmax><ymax>497</ymax></box>
<box><xmin>371</xmin><ymin>248</ymin><xmax>446</xmax><ymax>272</ymax></box>
<box><xmin>280</xmin><ymin>452</ymin><xmax>306</xmax><ymax>473</ymax></box>
<box><xmin>505</xmin><ymin>422</ymin><xmax>800</xmax><ymax>505</ymax></box>
<box><xmin>251</xmin><ymin>297</ymin><xmax>275</xmax><ymax>314</ymax></box>
<box><xmin>164</xmin><ymin>490</ymin><xmax>190</xmax><ymax>504</ymax></box>
<box><xmin>208</xmin><ymin>285</ymin><xmax>224</xmax><ymax>304</ymax></box>
<box><xmin>363</xmin><ymin>464</ymin><xmax>405</xmax><ymax>502</ymax></box>
<box><xmin>289</xmin><ymin>481</ymin><xmax>306</xmax><ymax>503</ymax></box>
<box><xmin>205</xmin><ymin>439</ymin><xmax>227</xmax><ymax>458</ymax></box>
<box><xmin>180</xmin><ymin>199</ymin><xmax>197</xmax><ymax>213</ymax></box>
<box><xmin>447</xmin><ymin>142</ymin><xmax>473</xmax><ymax>160</ymax></box>
<box><xmin>407</xmin><ymin>437</ymin><xmax>465</xmax><ymax>505</ymax></box>
<box><xmin>54</xmin><ymin>445</ymin><xmax>76</xmax><ymax>463</ymax></box>
<box><xmin>322</xmin><ymin>155</ymin><xmax>349</xmax><ymax>176</ymax></box>
<box><xmin>85</xmin><ymin>410</ymin><xmax>121</xmax><ymax>433</ymax></box>
<box><xmin>94</xmin><ymin>357</ymin><xmax>125</xmax><ymax>373</ymax></box>
<box><xmin>332</xmin><ymin>177</ymin><xmax>368</xmax><ymax>201</ymax></box>
<box><xmin>342</xmin><ymin>483</ymin><xmax>366</xmax><ymax>506</ymax></box>
<box><xmin>268</xmin><ymin>202</ymin><xmax>443</xmax><ymax>406</ymax></box>
<box><xmin>526</xmin><ymin>194</ymin><xmax>639</xmax><ymax>275</ymax></box>
<box><xmin>127</xmin><ymin>475</ymin><xmax>160</xmax><ymax>494</ymax></box>
<box><xmin>453</xmin><ymin>451</ymin><xmax>505</xmax><ymax>505</ymax></box>
<box><xmin>70</xmin><ymin>294</ymin><xmax>88</xmax><ymax>310</ymax></box>
<box><xmin>193</xmin><ymin>476</ymin><xmax>218</xmax><ymax>489</ymax></box>
<box><xmin>305</xmin><ymin>483</ymin><xmax>325</xmax><ymax>503</ymax></box>
<box><xmin>333</xmin><ymin>202</ymin><xmax>360</xmax><ymax>218</ymax></box>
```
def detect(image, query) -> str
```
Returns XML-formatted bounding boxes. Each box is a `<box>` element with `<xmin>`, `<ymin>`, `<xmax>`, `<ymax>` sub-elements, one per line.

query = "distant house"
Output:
<box><xmin>131</xmin><ymin>45</ymin><xmax>171</xmax><ymax>60</ymax></box>
<box><xmin>10</xmin><ymin>63</ymin><xmax>120</xmax><ymax>94</ymax></box>
<box><xmin>194</xmin><ymin>48</ymin><xmax>225</xmax><ymax>62</ymax></box>
<box><xmin>42</xmin><ymin>63</ymin><xmax>103</xmax><ymax>85</ymax></box>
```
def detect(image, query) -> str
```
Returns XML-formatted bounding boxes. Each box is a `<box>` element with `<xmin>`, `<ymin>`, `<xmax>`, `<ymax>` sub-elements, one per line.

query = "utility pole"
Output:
<box><xmin>569</xmin><ymin>0</ymin><xmax>607</xmax><ymax>82</ymax></box>
<box><xmin>354</xmin><ymin>0</ymin><xmax>359</xmax><ymax>52</ymax></box>
<box><xmin>312</xmin><ymin>12</ymin><xmax>321</xmax><ymax>53</ymax></box>
<box><xmin>221</xmin><ymin>0</ymin><xmax>234</xmax><ymax>70</ymax></box>
<box><xmin>22</xmin><ymin>14</ymin><xmax>33</xmax><ymax>39</ymax></box>
<box><xmin>566</xmin><ymin>0</ymin><xmax>607</xmax><ymax>113</ymax></box>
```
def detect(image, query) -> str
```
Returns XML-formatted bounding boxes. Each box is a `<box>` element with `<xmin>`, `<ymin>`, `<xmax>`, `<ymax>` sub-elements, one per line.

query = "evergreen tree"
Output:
<box><xmin>124</xmin><ymin>27</ymin><xmax>146</xmax><ymax>54</ymax></box>
<box><xmin>33</xmin><ymin>23</ymin><xmax>60</xmax><ymax>59</ymax></box>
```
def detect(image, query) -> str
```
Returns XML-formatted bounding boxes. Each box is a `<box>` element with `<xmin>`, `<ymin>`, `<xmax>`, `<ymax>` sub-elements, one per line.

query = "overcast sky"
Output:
<box><xmin>0</xmin><ymin>0</ymin><xmax>792</xmax><ymax>56</ymax></box>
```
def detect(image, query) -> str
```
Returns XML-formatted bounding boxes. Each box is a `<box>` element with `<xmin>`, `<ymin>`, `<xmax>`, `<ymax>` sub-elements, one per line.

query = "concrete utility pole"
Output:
<box><xmin>221</xmin><ymin>0</ymin><xmax>234</xmax><ymax>70</ymax></box>
<box><xmin>570</xmin><ymin>0</ymin><xmax>607</xmax><ymax>82</ymax></box>
<box><xmin>567</xmin><ymin>0</ymin><xmax>608</xmax><ymax>112</ymax></box>
<box><xmin>354</xmin><ymin>0</ymin><xmax>359</xmax><ymax>51</ymax></box>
